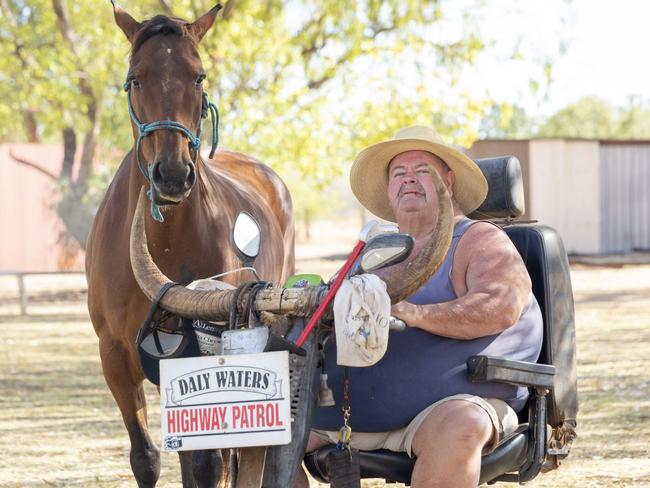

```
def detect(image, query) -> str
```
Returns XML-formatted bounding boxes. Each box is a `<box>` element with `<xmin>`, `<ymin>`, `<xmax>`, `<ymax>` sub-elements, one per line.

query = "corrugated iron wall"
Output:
<box><xmin>0</xmin><ymin>143</ymin><xmax>85</xmax><ymax>272</ymax></box>
<box><xmin>600</xmin><ymin>143</ymin><xmax>650</xmax><ymax>253</ymax></box>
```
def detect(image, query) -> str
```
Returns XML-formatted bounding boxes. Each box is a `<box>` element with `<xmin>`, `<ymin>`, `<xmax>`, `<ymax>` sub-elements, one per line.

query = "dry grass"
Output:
<box><xmin>0</xmin><ymin>260</ymin><xmax>649</xmax><ymax>487</ymax></box>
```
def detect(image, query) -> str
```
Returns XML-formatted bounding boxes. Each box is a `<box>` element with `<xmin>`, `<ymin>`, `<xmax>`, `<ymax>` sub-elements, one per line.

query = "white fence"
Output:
<box><xmin>0</xmin><ymin>271</ymin><xmax>86</xmax><ymax>316</ymax></box>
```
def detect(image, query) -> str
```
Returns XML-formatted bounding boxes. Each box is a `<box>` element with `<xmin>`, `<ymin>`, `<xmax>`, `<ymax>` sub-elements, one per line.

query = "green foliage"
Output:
<box><xmin>538</xmin><ymin>96</ymin><xmax>617</xmax><ymax>138</ymax></box>
<box><xmin>479</xmin><ymin>102</ymin><xmax>534</xmax><ymax>139</ymax></box>
<box><xmin>0</xmin><ymin>0</ymin><xmax>125</xmax><ymax>141</ymax></box>
<box><xmin>538</xmin><ymin>96</ymin><xmax>650</xmax><ymax>139</ymax></box>
<box><xmin>0</xmin><ymin>0</ymin><xmax>546</xmax><ymax>245</ymax></box>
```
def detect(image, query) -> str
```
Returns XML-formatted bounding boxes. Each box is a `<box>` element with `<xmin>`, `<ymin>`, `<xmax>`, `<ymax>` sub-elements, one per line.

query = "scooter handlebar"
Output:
<box><xmin>388</xmin><ymin>316</ymin><xmax>407</xmax><ymax>332</ymax></box>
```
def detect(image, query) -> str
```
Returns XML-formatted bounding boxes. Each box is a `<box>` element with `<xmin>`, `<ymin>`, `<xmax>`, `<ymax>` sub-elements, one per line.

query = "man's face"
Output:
<box><xmin>387</xmin><ymin>150</ymin><xmax>454</xmax><ymax>219</ymax></box>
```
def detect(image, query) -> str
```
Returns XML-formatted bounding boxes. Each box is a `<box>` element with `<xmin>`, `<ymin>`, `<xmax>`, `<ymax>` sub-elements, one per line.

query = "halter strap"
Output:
<box><xmin>124</xmin><ymin>81</ymin><xmax>220</xmax><ymax>222</ymax></box>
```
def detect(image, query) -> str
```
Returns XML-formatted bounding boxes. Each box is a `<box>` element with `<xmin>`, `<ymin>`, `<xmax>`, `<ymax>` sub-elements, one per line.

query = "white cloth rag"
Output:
<box><xmin>333</xmin><ymin>273</ymin><xmax>391</xmax><ymax>367</ymax></box>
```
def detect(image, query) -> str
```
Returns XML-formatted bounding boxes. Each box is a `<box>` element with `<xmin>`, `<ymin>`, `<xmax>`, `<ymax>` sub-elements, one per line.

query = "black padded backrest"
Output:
<box><xmin>468</xmin><ymin>156</ymin><xmax>525</xmax><ymax>220</ymax></box>
<box><xmin>504</xmin><ymin>225</ymin><xmax>578</xmax><ymax>428</ymax></box>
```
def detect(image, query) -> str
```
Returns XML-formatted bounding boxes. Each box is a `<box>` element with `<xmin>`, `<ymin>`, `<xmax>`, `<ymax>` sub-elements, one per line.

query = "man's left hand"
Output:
<box><xmin>391</xmin><ymin>301</ymin><xmax>421</xmax><ymax>327</ymax></box>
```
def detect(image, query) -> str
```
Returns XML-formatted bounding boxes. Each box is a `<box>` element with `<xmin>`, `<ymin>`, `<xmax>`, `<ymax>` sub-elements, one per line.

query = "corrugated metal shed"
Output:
<box><xmin>468</xmin><ymin>138</ymin><xmax>650</xmax><ymax>255</ymax></box>
<box><xmin>600</xmin><ymin>142</ymin><xmax>650</xmax><ymax>252</ymax></box>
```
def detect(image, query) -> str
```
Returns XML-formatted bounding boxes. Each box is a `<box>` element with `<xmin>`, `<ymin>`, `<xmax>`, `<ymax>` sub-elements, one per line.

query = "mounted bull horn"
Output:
<box><xmin>129</xmin><ymin>187</ymin><xmax>319</xmax><ymax>320</ymax></box>
<box><xmin>129</xmin><ymin>169</ymin><xmax>453</xmax><ymax>320</ymax></box>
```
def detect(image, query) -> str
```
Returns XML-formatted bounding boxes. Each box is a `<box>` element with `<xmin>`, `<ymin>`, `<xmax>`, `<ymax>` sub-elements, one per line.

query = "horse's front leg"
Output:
<box><xmin>99</xmin><ymin>337</ymin><xmax>160</xmax><ymax>487</ymax></box>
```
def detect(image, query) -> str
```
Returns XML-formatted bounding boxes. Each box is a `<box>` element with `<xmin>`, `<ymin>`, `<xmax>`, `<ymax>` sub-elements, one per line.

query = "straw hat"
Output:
<box><xmin>349</xmin><ymin>126</ymin><xmax>488</xmax><ymax>222</ymax></box>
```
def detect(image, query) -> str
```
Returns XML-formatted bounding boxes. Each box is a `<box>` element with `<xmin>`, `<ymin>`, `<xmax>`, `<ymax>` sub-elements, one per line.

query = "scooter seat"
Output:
<box><xmin>304</xmin><ymin>424</ymin><xmax>529</xmax><ymax>485</ymax></box>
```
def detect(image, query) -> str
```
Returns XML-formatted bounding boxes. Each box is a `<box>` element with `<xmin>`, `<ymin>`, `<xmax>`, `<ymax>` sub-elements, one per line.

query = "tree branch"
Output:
<box><xmin>51</xmin><ymin>0</ymin><xmax>78</xmax><ymax>49</ymax></box>
<box><xmin>23</xmin><ymin>110</ymin><xmax>40</xmax><ymax>143</ymax></box>
<box><xmin>158</xmin><ymin>0</ymin><xmax>173</xmax><ymax>15</ymax></box>
<box><xmin>50</xmin><ymin>0</ymin><xmax>99</xmax><ymax>189</ymax></box>
<box><xmin>9</xmin><ymin>151</ymin><xmax>58</xmax><ymax>181</ymax></box>
<box><xmin>222</xmin><ymin>0</ymin><xmax>237</xmax><ymax>20</ymax></box>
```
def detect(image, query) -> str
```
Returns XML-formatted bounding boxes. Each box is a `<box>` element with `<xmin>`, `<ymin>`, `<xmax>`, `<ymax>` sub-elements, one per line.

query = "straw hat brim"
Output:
<box><xmin>350</xmin><ymin>138</ymin><xmax>488</xmax><ymax>222</ymax></box>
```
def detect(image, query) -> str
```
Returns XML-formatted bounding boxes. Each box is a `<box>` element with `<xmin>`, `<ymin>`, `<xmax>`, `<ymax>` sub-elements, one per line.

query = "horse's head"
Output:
<box><xmin>113</xmin><ymin>3</ymin><xmax>221</xmax><ymax>206</ymax></box>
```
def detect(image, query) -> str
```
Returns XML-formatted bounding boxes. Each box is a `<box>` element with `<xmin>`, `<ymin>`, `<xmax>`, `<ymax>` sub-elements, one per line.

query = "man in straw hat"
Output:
<box><xmin>294</xmin><ymin>126</ymin><xmax>543</xmax><ymax>487</ymax></box>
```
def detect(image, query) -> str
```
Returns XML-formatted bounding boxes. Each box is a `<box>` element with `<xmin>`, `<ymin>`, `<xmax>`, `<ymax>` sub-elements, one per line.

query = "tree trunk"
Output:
<box><xmin>23</xmin><ymin>110</ymin><xmax>40</xmax><ymax>143</ymax></box>
<box><xmin>61</xmin><ymin>127</ymin><xmax>76</xmax><ymax>180</ymax></box>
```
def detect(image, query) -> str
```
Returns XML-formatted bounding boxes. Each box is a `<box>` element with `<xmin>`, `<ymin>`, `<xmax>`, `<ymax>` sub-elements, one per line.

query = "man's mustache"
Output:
<box><xmin>398</xmin><ymin>184</ymin><xmax>425</xmax><ymax>198</ymax></box>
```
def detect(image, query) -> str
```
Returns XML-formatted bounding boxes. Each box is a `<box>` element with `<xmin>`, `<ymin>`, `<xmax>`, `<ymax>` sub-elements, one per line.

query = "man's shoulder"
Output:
<box><xmin>453</xmin><ymin>220</ymin><xmax>524</xmax><ymax>276</ymax></box>
<box><xmin>461</xmin><ymin>219</ymin><xmax>516</xmax><ymax>249</ymax></box>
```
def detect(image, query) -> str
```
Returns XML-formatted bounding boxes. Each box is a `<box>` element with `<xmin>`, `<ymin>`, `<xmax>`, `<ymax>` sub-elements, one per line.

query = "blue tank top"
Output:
<box><xmin>311</xmin><ymin>218</ymin><xmax>543</xmax><ymax>432</ymax></box>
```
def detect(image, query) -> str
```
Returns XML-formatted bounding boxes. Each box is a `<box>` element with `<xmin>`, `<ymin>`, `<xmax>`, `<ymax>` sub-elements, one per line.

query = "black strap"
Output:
<box><xmin>228</xmin><ymin>280</ymin><xmax>272</xmax><ymax>329</ymax></box>
<box><xmin>152</xmin><ymin>329</ymin><xmax>164</xmax><ymax>354</ymax></box>
<box><xmin>229</xmin><ymin>281</ymin><xmax>255</xmax><ymax>329</ymax></box>
<box><xmin>135</xmin><ymin>281</ymin><xmax>179</xmax><ymax>346</ymax></box>
<box><xmin>244</xmin><ymin>281</ymin><xmax>271</xmax><ymax>326</ymax></box>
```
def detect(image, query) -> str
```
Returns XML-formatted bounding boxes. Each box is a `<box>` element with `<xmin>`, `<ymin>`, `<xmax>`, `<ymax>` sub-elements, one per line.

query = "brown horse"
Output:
<box><xmin>85</xmin><ymin>4</ymin><xmax>294</xmax><ymax>487</ymax></box>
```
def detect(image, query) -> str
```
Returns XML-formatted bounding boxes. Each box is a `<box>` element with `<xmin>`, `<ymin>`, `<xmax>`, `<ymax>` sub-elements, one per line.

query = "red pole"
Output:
<box><xmin>294</xmin><ymin>240</ymin><xmax>366</xmax><ymax>347</ymax></box>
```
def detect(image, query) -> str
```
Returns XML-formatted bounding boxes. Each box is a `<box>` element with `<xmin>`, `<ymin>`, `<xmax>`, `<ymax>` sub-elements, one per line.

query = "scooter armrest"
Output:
<box><xmin>467</xmin><ymin>355</ymin><xmax>555</xmax><ymax>389</ymax></box>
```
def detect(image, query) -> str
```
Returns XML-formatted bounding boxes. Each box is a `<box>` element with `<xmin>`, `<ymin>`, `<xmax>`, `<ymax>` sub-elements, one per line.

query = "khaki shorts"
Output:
<box><xmin>312</xmin><ymin>394</ymin><xmax>519</xmax><ymax>457</ymax></box>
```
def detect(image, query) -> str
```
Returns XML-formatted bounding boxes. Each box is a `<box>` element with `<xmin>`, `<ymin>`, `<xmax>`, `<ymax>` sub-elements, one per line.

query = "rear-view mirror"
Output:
<box><xmin>232</xmin><ymin>212</ymin><xmax>261</xmax><ymax>265</ymax></box>
<box><xmin>351</xmin><ymin>233</ymin><xmax>414</xmax><ymax>276</ymax></box>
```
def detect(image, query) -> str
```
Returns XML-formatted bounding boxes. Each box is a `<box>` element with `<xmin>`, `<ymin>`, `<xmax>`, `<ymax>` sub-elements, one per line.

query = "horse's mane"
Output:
<box><xmin>131</xmin><ymin>15</ymin><xmax>190</xmax><ymax>55</ymax></box>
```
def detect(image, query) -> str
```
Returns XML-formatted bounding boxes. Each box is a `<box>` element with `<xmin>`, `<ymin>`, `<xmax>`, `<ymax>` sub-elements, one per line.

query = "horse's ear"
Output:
<box><xmin>111</xmin><ymin>1</ymin><xmax>142</xmax><ymax>43</ymax></box>
<box><xmin>188</xmin><ymin>4</ymin><xmax>223</xmax><ymax>43</ymax></box>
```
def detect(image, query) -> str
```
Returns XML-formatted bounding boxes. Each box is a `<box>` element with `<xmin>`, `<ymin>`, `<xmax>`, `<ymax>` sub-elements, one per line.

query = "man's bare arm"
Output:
<box><xmin>390</xmin><ymin>223</ymin><xmax>531</xmax><ymax>340</ymax></box>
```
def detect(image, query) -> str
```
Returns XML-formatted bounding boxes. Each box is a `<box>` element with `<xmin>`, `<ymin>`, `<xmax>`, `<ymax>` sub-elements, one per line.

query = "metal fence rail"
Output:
<box><xmin>0</xmin><ymin>270</ymin><xmax>86</xmax><ymax>315</ymax></box>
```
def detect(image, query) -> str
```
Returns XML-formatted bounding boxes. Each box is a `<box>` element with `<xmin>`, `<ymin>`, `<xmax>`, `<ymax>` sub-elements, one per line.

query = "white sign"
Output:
<box><xmin>160</xmin><ymin>351</ymin><xmax>292</xmax><ymax>451</ymax></box>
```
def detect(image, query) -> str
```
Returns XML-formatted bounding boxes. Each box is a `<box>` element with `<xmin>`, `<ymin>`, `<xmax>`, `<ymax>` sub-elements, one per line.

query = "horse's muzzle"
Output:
<box><xmin>150</xmin><ymin>160</ymin><xmax>196</xmax><ymax>204</ymax></box>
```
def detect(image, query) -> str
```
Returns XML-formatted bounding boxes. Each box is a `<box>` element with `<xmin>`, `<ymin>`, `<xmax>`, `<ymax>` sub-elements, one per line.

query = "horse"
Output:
<box><xmin>85</xmin><ymin>4</ymin><xmax>294</xmax><ymax>487</ymax></box>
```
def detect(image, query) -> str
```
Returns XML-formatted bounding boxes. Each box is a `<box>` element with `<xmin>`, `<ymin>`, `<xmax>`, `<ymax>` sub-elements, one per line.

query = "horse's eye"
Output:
<box><xmin>196</xmin><ymin>74</ymin><xmax>206</xmax><ymax>85</ymax></box>
<box><xmin>131</xmin><ymin>79</ymin><xmax>141</xmax><ymax>89</ymax></box>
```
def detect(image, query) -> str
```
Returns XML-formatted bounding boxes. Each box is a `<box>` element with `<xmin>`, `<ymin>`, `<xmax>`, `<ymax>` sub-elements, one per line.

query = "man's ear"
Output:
<box><xmin>445</xmin><ymin>170</ymin><xmax>455</xmax><ymax>197</ymax></box>
<box><xmin>111</xmin><ymin>1</ymin><xmax>141</xmax><ymax>43</ymax></box>
<box><xmin>187</xmin><ymin>4</ymin><xmax>223</xmax><ymax>43</ymax></box>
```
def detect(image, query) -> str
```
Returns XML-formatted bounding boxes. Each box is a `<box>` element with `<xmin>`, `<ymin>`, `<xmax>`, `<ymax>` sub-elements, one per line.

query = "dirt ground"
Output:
<box><xmin>0</xmin><ymin>247</ymin><xmax>649</xmax><ymax>487</ymax></box>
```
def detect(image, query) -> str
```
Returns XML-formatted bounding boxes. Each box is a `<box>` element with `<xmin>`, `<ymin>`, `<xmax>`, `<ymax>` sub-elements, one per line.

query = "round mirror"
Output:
<box><xmin>232</xmin><ymin>212</ymin><xmax>261</xmax><ymax>263</ymax></box>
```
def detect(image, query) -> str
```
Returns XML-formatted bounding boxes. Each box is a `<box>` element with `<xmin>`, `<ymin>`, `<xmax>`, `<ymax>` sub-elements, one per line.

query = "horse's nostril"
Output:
<box><xmin>185</xmin><ymin>162</ymin><xmax>196</xmax><ymax>190</ymax></box>
<box><xmin>151</xmin><ymin>161</ymin><xmax>164</xmax><ymax>184</ymax></box>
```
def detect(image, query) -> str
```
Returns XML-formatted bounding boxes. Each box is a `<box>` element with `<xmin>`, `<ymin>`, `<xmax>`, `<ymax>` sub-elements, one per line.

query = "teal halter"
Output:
<box><xmin>124</xmin><ymin>80</ymin><xmax>220</xmax><ymax>222</ymax></box>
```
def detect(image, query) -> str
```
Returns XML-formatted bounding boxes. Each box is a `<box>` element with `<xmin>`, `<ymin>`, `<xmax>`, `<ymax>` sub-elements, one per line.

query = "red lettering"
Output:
<box><xmin>190</xmin><ymin>409</ymin><xmax>199</xmax><ymax>431</ymax></box>
<box><xmin>265</xmin><ymin>403</ymin><xmax>273</xmax><ymax>427</ymax></box>
<box><xmin>247</xmin><ymin>404</ymin><xmax>256</xmax><ymax>427</ymax></box>
<box><xmin>167</xmin><ymin>410</ymin><xmax>177</xmax><ymax>433</ymax></box>
<box><xmin>256</xmin><ymin>404</ymin><xmax>266</xmax><ymax>427</ymax></box>
<box><xmin>210</xmin><ymin>407</ymin><xmax>220</xmax><ymax>430</ymax></box>
<box><xmin>218</xmin><ymin>406</ymin><xmax>228</xmax><ymax>427</ymax></box>
<box><xmin>198</xmin><ymin>408</ymin><xmax>209</xmax><ymax>430</ymax></box>
<box><xmin>270</xmin><ymin>403</ymin><xmax>283</xmax><ymax>426</ymax></box>
<box><xmin>232</xmin><ymin>405</ymin><xmax>241</xmax><ymax>429</ymax></box>
<box><xmin>240</xmin><ymin>404</ymin><xmax>249</xmax><ymax>428</ymax></box>
<box><xmin>181</xmin><ymin>409</ymin><xmax>189</xmax><ymax>432</ymax></box>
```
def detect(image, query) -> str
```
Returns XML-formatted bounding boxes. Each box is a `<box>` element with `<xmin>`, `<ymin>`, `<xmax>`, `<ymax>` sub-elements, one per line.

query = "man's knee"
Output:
<box><xmin>412</xmin><ymin>401</ymin><xmax>494</xmax><ymax>457</ymax></box>
<box><xmin>306</xmin><ymin>431</ymin><xmax>332</xmax><ymax>453</ymax></box>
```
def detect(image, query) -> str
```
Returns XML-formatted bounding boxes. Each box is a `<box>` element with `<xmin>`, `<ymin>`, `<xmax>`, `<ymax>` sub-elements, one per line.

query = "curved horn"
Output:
<box><xmin>130</xmin><ymin>188</ymin><xmax>319</xmax><ymax>320</ymax></box>
<box><xmin>381</xmin><ymin>167</ymin><xmax>454</xmax><ymax>304</ymax></box>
